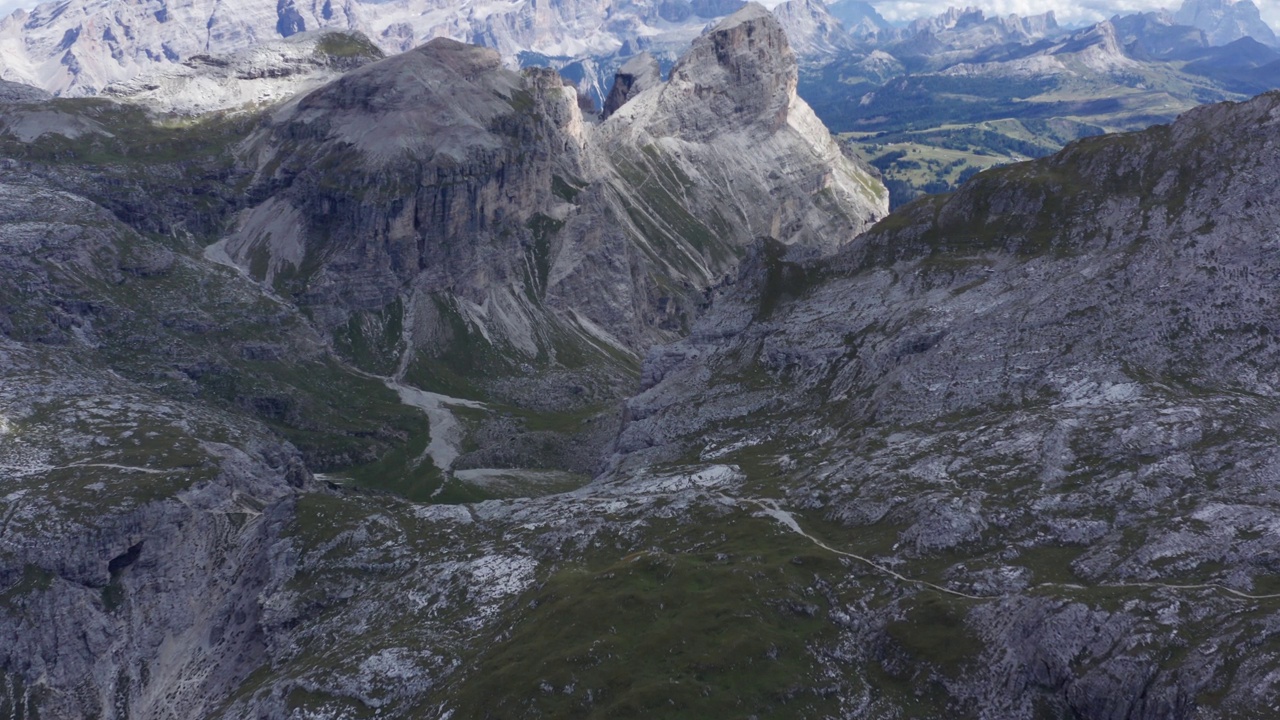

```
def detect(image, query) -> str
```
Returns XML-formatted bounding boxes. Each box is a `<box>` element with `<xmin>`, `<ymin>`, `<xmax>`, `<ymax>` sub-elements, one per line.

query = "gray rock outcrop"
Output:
<box><xmin>101</xmin><ymin>30</ymin><xmax>385</xmax><ymax>115</ymax></box>
<box><xmin>211</xmin><ymin>7</ymin><xmax>885</xmax><ymax>472</ymax></box>
<box><xmin>0</xmin><ymin>173</ymin><xmax>319</xmax><ymax>718</ymax></box>
<box><xmin>660</xmin><ymin>3</ymin><xmax>797</xmax><ymax>139</ymax></box>
<box><xmin>604</xmin><ymin>90</ymin><xmax>1280</xmax><ymax>717</ymax></box>
<box><xmin>601</xmin><ymin>52</ymin><xmax>661</xmax><ymax>118</ymax></box>
<box><xmin>0</xmin><ymin>80</ymin><xmax>50</xmax><ymax>104</ymax></box>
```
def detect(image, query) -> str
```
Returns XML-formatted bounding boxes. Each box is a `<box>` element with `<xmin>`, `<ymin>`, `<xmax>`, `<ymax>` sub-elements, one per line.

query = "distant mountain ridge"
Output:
<box><xmin>0</xmin><ymin>0</ymin><xmax>746</xmax><ymax>96</ymax></box>
<box><xmin>1</xmin><ymin>0</ymin><xmax>1277</xmax><ymax>101</ymax></box>
<box><xmin>783</xmin><ymin>0</ymin><xmax>1280</xmax><ymax>206</ymax></box>
<box><xmin>1174</xmin><ymin>0</ymin><xmax>1277</xmax><ymax>46</ymax></box>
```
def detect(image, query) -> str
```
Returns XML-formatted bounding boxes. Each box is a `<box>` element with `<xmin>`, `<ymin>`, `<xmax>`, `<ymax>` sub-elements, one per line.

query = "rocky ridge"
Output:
<box><xmin>0</xmin><ymin>168</ymin><xmax>324</xmax><ymax>719</ymax></box>
<box><xmin>0</xmin><ymin>79</ymin><xmax>48</xmax><ymax>103</ymax></box>
<box><xmin>7</xmin><ymin>2</ymin><xmax>1280</xmax><ymax>720</ymax></box>
<box><xmin>208</xmin><ymin>5</ymin><xmax>884</xmax><ymax>482</ymax></box>
<box><xmin>826</xmin><ymin>0</ymin><xmax>892</xmax><ymax>38</ymax></box>
<box><xmin>604</xmin><ymin>89</ymin><xmax>1280</xmax><ymax>717</ymax></box>
<box><xmin>600</xmin><ymin>51</ymin><xmax>660</xmax><ymax>119</ymax></box>
<box><xmin>0</xmin><ymin>0</ymin><xmax>747</xmax><ymax>97</ymax></box>
<box><xmin>101</xmin><ymin>29</ymin><xmax>385</xmax><ymax>116</ymax></box>
<box><xmin>1174</xmin><ymin>0</ymin><xmax>1278</xmax><ymax>47</ymax></box>
<box><xmin>0</xmin><ymin>14</ymin><xmax>887</xmax><ymax>717</ymax></box>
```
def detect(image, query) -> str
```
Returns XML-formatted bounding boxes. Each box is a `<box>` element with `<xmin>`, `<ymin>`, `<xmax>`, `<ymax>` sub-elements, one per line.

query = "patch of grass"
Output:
<box><xmin>286</xmin><ymin>687</ymin><xmax>376</xmax><ymax>719</ymax></box>
<box><xmin>755</xmin><ymin>239</ymin><xmax>826</xmax><ymax>321</ymax></box>
<box><xmin>401</xmin><ymin>295</ymin><xmax>524</xmax><ymax>400</ymax></box>
<box><xmin>447</xmin><ymin>513</ymin><xmax>843</xmax><ymax>718</ymax></box>
<box><xmin>101</xmin><ymin>575</ymin><xmax>126</xmax><ymax>612</ymax></box>
<box><xmin>552</xmin><ymin>174</ymin><xmax>583</xmax><ymax>203</ymax></box>
<box><xmin>885</xmin><ymin>595</ymin><xmax>983</xmax><ymax>676</ymax></box>
<box><xmin>341</xmin><ymin>420</ymin><xmax>444</xmax><ymax>502</ymax></box>
<box><xmin>508</xmin><ymin>89</ymin><xmax>536</xmax><ymax>114</ymax></box>
<box><xmin>333</xmin><ymin>297</ymin><xmax>405</xmax><ymax>377</ymax></box>
<box><xmin>247</xmin><ymin>240</ymin><xmax>272</xmax><ymax>283</ymax></box>
<box><xmin>285</xmin><ymin>492</ymin><xmax>381</xmax><ymax>549</ymax></box>
<box><xmin>0</xmin><ymin>565</ymin><xmax>53</xmax><ymax>609</ymax></box>
<box><xmin>517</xmin><ymin>402</ymin><xmax>613</xmax><ymax>434</ymax></box>
<box><xmin>315</xmin><ymin>32</ymin><xmax>384</xmax><ymax>60</ymax></box>
<box><xmin>199</xmin><ymin>355</ymin><xmax>425</xmax><ymax>472</ymax></box>
<box><xmin>0</xmin><ymin>100</ymin><xmax>253</xmax><ymax>241</ymax></box>
<box><xmin>1015</xmin><ymin>544</ymin><xmax>1084</xmax><ymax>586</ymax></box>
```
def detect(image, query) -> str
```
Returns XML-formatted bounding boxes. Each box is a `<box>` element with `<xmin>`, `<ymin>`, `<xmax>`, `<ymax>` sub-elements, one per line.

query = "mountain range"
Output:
<box><xmin>793</xmin><ymin>0</ymin><xmax>1280</xmax><ymax>205</ymax></box>
<box><xmin>2</xmin><ymin>0</ymin><xmax>1276</xmax><ymax>99</ymax></box>
<box><xmin>0</xmin><ymin>0</ymin><xmax>745</xmax><ymax>96</ymax></box>
<box><xmin>4</xmin><ymin>0</ymin><xmax>1280</xmax><ymax>718</ymax></box>
<box><xmin>6</xmin><ymin>0</ymin><xmax>1275</xmax><ymax>210</ymax></box>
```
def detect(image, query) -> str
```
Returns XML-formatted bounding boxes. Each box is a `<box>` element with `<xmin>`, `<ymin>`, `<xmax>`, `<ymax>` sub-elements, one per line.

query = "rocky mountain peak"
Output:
<box><xmin>1049</xmin><ymin>18</ymin><xmax>1136</xmax><ymax>71</ymax></box>
<box><xmin>408</xmin><ymin>36</ymin><xmax>506</xmax><ymax>79</ymax></box>
<box><xmin>910</xmin><ymin>5</ymin><xmax>986</xmax><ymax>35</ymax></box>
<box><xmin>225</xmin><ymin>21</ymin><xmax>884</xmax><ymax>374</ymax></box>
<box><xmin>267</xmin><ymin>36</ymin><xmax>524</xmax><ymax>163</ymax></box>
<box><xmin>663</xmin><ymin>2</ymin><xmax>798</xmax><ymax>138</ymax></box>
<box><xmin>601</xmin><ymin>51</ymin><xmax>662</xmax><ymax>118</ymax></box>
<box><xmin>825</xmin><ymin>0</ymin><xmax>891</xmax><ymax>37</ymax></box>
<box><xmin>772</xmin><ymin>0</ymin><xmax>853</xmax><ymax>58</ymax></box>
<box><xmin>1174</xmin><ymin>0</ymin><xmax>1278</xmax><ymax>46</ymax></box>
<box><xmin>1001</xmin><ymin>9</ymin><xmax>1058</xmax><ymax>39</ymax></box>
<box><xmin>598</xmin><ymin>4</ymin><xmax>886</xmax><ymax>256</ymax></box>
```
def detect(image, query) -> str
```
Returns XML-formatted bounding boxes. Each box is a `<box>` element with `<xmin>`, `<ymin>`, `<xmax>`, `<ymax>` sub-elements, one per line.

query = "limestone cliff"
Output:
<box><xmin>211</xmin><ymin>5</ymin><xmax>886</xmax><ymax>477</ymax></box>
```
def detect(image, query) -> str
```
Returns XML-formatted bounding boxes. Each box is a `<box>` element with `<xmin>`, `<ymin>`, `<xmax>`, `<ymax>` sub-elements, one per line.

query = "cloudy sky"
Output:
<box><xmin>0</xmin><ymin>0</ymin><xmax>1277</xmax><ymax>33</ymax></box>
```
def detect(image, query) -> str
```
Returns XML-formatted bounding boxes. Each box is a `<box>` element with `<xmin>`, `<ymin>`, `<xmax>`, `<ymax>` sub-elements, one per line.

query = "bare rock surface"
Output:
<box><xmin>208</xmin><ymin>7</ymin><xmax>884</xmax><ymax>478</ymax></box>
<box><xmin>102</xmin><ymin>30</ymin><xmax>384</xmax><ymax>115</ymax></box>
<box><xmin>0</xmin><ymin>0</ymin><xmax>760</xmax><ymax>98</ymax></box>
<box><xmin>600</xmin><ymin>51</ymin><xmax>660</xmax><ymax>119</ymax></box>
<box><xmin>0</xmin><ymin>79</ymin><xmax>49</xmax><ymax>104</ymax></box>
<box><xmin>604</xmin><ymin>90</ymin><xmax>1280</xmax><ymax>718</ymax></box>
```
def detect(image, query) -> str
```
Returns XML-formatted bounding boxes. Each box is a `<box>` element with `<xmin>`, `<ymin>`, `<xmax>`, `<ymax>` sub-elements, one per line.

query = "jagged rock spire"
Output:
<box><xmin>657</xmin><ymin>2</ymin><xmax>798</xmax><ymax>140</ymax></box>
